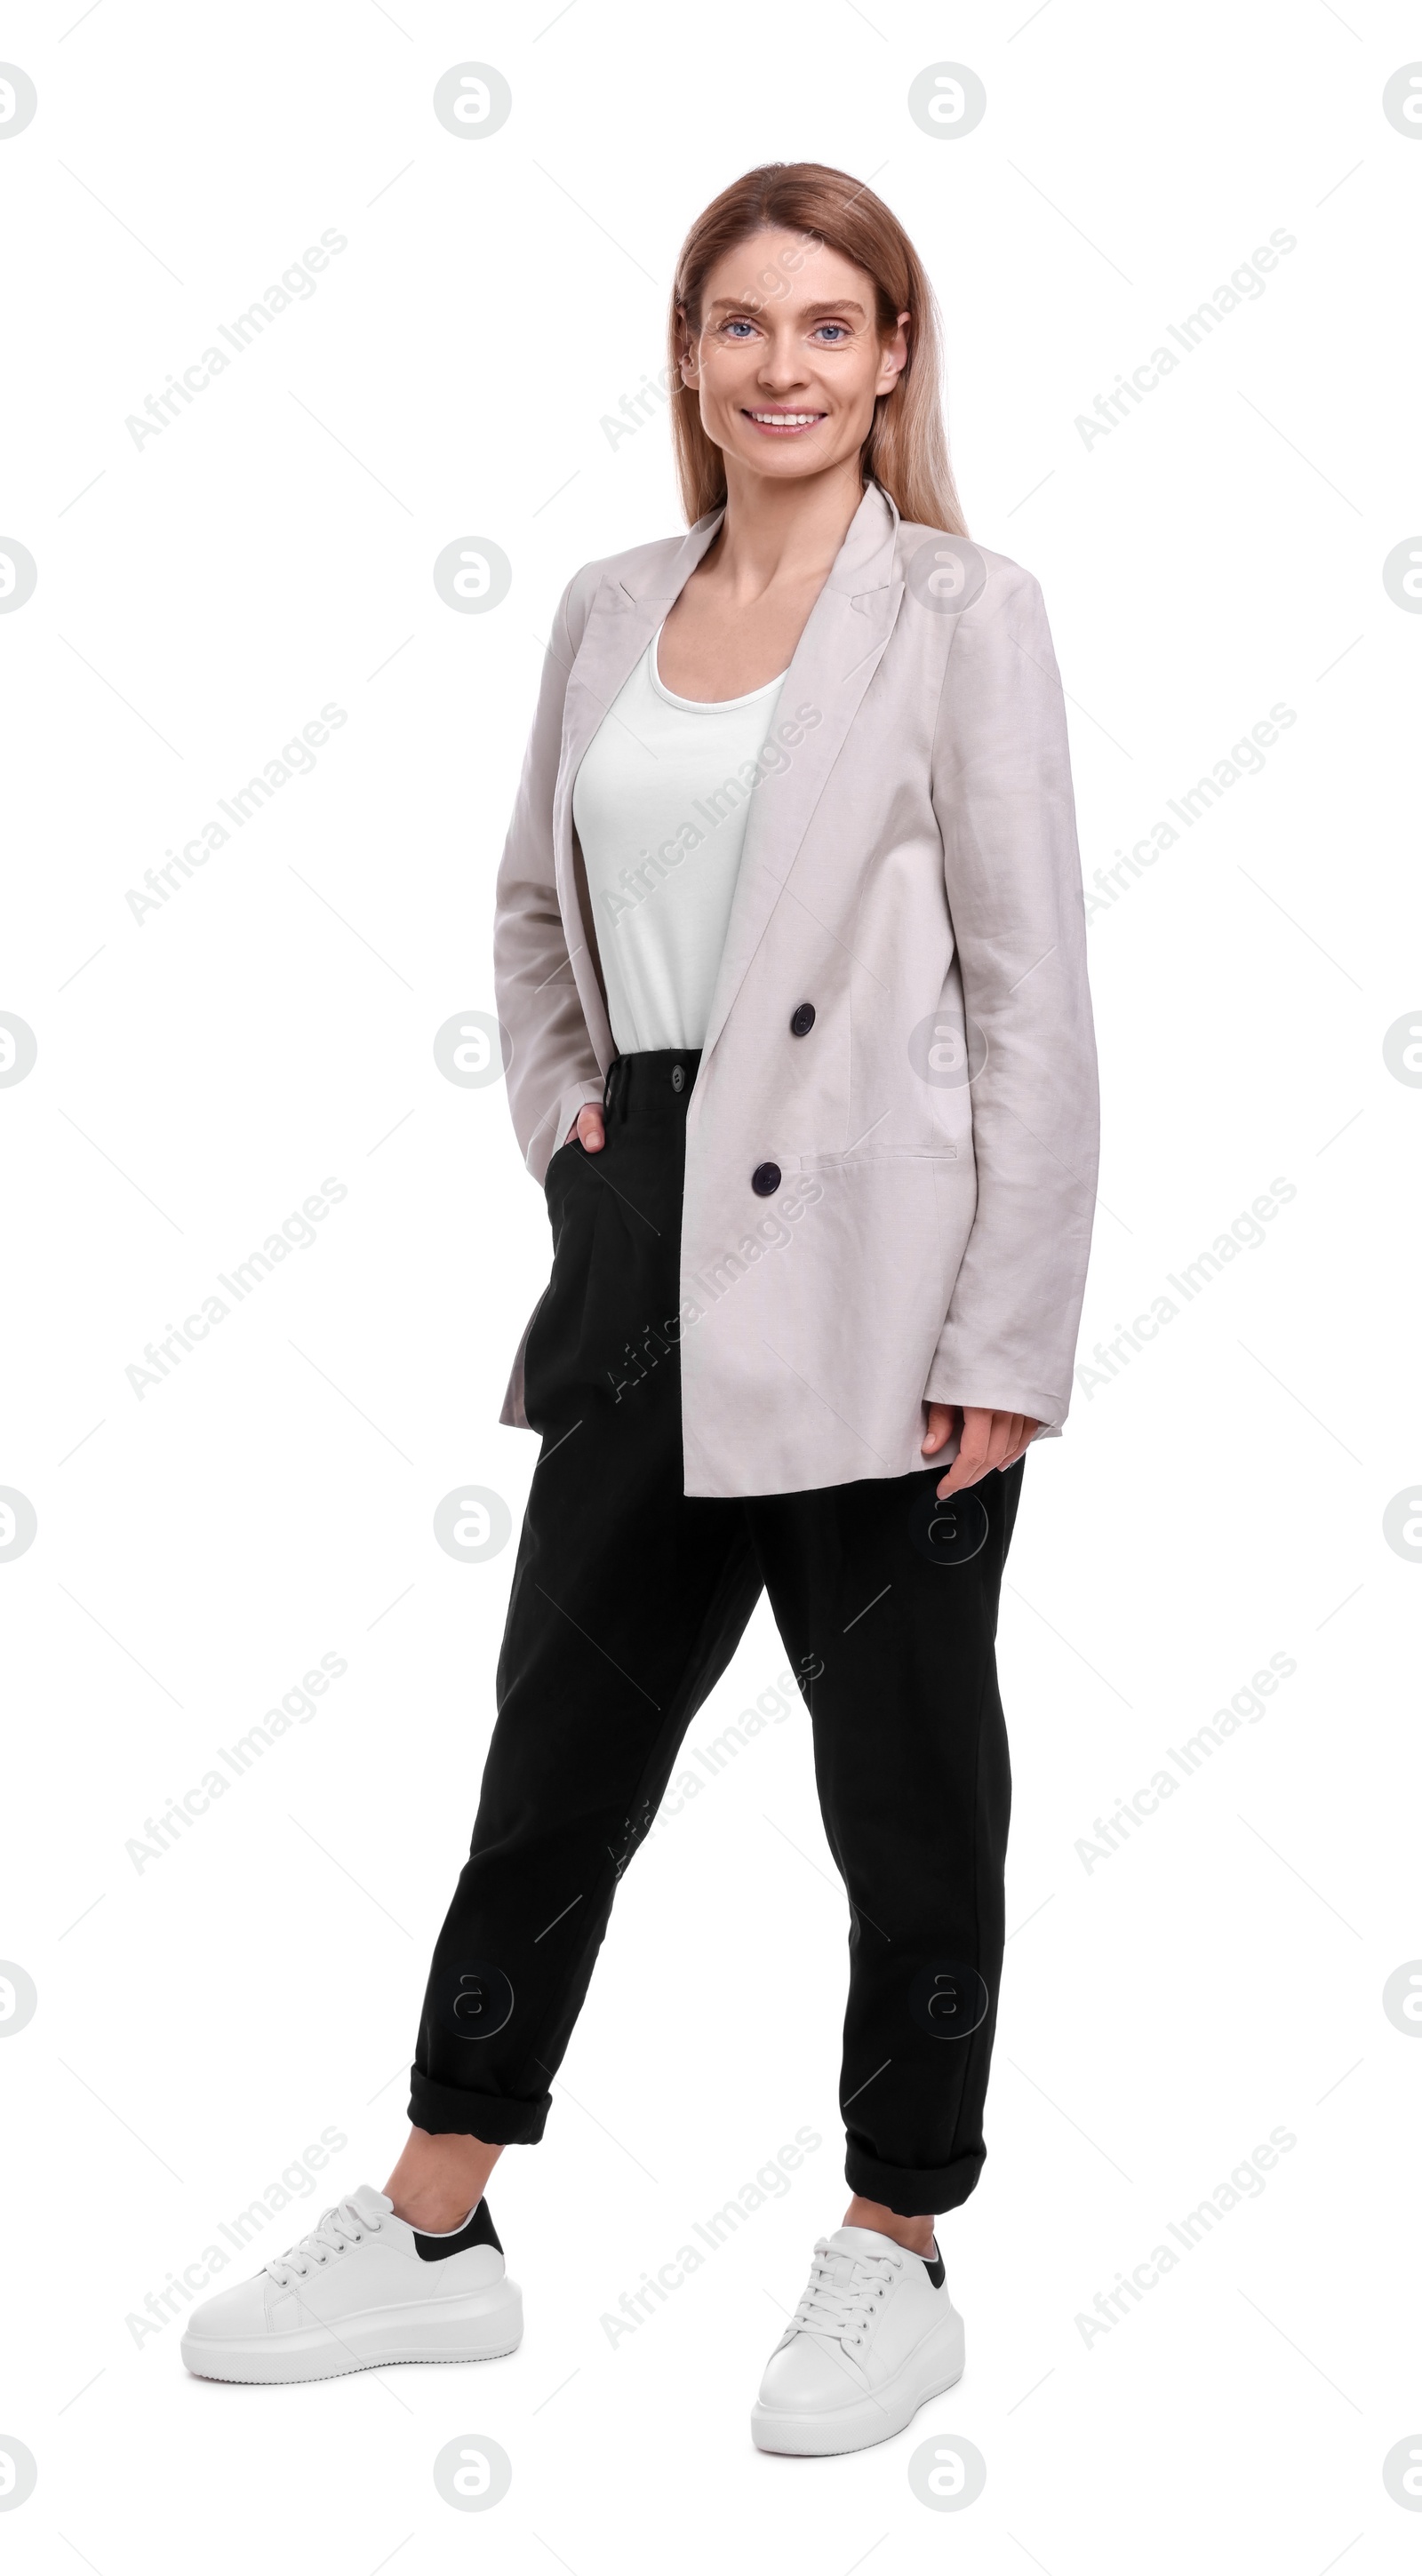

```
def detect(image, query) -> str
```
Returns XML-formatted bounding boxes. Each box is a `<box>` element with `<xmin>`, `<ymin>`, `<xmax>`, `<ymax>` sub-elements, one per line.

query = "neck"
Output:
<box><xmin>708</xmin><ymin>453</ymin><xmax>869</xmax><ymax>600</ymax></box>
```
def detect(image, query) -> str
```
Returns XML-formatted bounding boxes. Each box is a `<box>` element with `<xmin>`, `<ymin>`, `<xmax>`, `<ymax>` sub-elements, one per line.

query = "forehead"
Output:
<box><xmin>698</xmin><ymin>227</ymin><xmax>877</xmax><ymax>316</ymax></box>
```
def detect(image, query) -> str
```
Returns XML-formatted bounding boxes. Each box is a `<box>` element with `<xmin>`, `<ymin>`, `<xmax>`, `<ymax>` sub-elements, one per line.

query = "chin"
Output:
<box><xmin>731</xmin><ymin>437</ymin><xmax>843</xmax><ymax>479</ymax></box>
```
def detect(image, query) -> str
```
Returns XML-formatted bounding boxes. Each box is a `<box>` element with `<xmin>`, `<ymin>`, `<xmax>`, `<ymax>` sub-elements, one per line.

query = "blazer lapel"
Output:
<box><xmin>552</xmin><ymin>512</ymin><xmax>726</xmax><ymax>1062</ymax></box>
<box><xmin>550</xmin><ymin>481</ymin><xmax>904</xmax><ymax>1073</ymax></box>
<box><xmin>697</xmin><ymin>481</ymin><xmax>904</xmax><ymax>1069</ymax></box>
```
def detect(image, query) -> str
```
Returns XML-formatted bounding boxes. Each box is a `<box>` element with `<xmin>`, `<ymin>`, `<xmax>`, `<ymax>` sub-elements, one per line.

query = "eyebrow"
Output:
<box><xmin>705</xmin><ymin>295</ymin><xmax>870</xmax><ymax>321</ymax></box>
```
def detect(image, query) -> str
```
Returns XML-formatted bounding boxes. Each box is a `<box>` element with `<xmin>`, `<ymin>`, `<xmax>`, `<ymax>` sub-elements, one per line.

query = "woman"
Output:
<box><xmin>182</xmin><ymin>161</ymin><xmax>1099</xmax><ymax>2455</ymax></box>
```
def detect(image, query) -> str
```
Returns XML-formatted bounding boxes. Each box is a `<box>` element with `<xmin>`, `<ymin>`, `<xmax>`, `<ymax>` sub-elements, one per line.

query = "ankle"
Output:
<box><xmin>383</xmin><ymin>2125</ymin><xmax>503</xmax><ymax>2234</ymax></box>
<box><xmin>843</xmin><ymin>2195</ymin><xmax>936</xmax><ymax>2258</ymax></box>
<box><xmin>388</xmin><ymin>2181</ymin><xmax>480</xmax><ymax>2233</ymax></box>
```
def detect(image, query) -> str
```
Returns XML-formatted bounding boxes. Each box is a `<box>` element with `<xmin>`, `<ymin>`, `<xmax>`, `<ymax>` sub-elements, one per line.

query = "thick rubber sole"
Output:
<box><xmin>750</xmin><ymin>2304</ymin><xmax>965</xmax><ymax>2457</ymax></box>
<box><xmin>181</xmin><ymin>2280</ymin><xmax>523</xmax><ymax>2385</ymax></box>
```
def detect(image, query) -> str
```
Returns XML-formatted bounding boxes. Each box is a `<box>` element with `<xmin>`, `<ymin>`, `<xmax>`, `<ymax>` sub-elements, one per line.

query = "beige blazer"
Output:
<box><xmin>496</xmin><ymin>480</ymin><xmax>1098</xmax><ymax>1498</ymax></box>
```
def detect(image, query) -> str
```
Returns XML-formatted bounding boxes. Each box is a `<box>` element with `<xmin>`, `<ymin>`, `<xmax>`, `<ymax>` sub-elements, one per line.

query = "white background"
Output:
<box><xmin>3</xmin><ymin>0</ymin><xmax>1420</xmax><ymax>2566</ymax></box>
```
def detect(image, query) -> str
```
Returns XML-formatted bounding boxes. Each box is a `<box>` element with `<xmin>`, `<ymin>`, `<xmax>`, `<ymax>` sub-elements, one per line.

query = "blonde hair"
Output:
<box><xmin>668</xmin><ymin>162</ymin><xmax>966</xmax><ymax>536</ymax></box>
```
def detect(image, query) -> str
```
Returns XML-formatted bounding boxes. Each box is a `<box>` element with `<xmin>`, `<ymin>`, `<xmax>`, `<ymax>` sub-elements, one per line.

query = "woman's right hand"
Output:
<box><xmin>566</xmin><ymin>1105</ymin><xmax>605</xmax><ymax>1152</ymax></box>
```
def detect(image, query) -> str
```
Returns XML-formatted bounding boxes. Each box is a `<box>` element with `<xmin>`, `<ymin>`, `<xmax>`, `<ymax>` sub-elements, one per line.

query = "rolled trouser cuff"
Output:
<box><xmin>844</xmin><ymin>2139</ymin><xmax>984</xmax><ymax>2219</ymax></box>
<box><xmin>408</xmin><ymin>2069</ymin><xmax>551</xmax><ymax>2144</ymax></box>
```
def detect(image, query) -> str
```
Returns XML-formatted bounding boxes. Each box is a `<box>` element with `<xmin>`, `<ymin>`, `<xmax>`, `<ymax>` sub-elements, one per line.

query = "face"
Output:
<box><xmin>678</xmin><ymin>227</ymin><xmax>908</xmax><ymax>488</ymax></box>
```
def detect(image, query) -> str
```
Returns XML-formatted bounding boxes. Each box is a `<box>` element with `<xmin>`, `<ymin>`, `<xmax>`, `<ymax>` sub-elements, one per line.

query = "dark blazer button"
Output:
<box><xmin>751</xmin><ymin>1162</ymin><xmax>782</xmax><ymax>1196</ymax></box>
<box><xmin>789</xmin><ymin>1002</ymin><xmax>816</xmax><ymax>1037</ymax></box>
<box><xmin>671</xmin><ymin>1063</ymin><xmax>686</xmax><ymax>1092</ymax></box>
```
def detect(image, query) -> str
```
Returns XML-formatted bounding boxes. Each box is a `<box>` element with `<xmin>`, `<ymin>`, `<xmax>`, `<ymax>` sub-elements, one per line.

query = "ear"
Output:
<box><xmin>878</xmin><ymin>307</ymin><xmax>912</xmax><ymax>393</ymax></box>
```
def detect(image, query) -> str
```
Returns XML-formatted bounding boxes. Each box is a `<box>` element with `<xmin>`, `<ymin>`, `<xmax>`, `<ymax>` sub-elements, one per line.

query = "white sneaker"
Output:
<box><xmin>751</xmin><ymin>2224</ymin><xmax>964</xmax><ymax>2456</ymax></box>
<box><xmin>180</xmin><ymin>2185</ymin><xmax>523</xmax><ymax>2384</ymax></box>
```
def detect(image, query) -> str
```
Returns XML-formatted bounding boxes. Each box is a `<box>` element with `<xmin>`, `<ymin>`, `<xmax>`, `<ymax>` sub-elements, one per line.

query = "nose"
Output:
<box><xmin>755</xmin><ymin>331</ymin><xmax>811</xmax><ymax>394</ymax></box>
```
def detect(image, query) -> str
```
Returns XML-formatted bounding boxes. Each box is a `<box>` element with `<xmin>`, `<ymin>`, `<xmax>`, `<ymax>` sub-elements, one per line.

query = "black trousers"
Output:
<box><xmin>410</xmin><ymin>1049</ymin><xmax>1023</xmax><ymax>2216</ymax></box>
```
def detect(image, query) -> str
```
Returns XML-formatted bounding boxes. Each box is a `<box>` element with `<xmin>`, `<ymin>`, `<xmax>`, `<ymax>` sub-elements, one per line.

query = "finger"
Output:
<box><xmin>937</xmin><ymin>1461</ymin><xmax>981</xmax><ymax>1497</ymax></box>
<box><xmin>920</xmin><ymin>1402</ymin><xmax>955</xmax><ymax>1456</ymax></box>
<box><xmin>938</xmin><ymin>1433</ymin><xmax>991</xmax><ymax>1495</ymax></box>
<box><xmin>967</xmin><ymin>1422</ymin><xmax>1008</xmax><ymax>1481</ymax></box>
<box><xmin>940</xmin><ymin>1406</ymin><xmax>1023</xmax><ymax>1493</ymax></box>
<box><xmin>579</xmin><ymin>1105</ymin><xmax>605</xmax><ymax>1152</ymax></box>
<box><xmin>977</xmin><ymin>1424</ymin><xmax>1007</xmax><ymax>1476</ymax></box>
<box><xmin>986</xmin><ymin>1412</ymin><xmax>1027</xmax><ymax>1474</ymax></box>
<box><xmin>1002</xmin><ymin>1416</ymin><xmax>1042</xmax><ymax>1470</ymax></box>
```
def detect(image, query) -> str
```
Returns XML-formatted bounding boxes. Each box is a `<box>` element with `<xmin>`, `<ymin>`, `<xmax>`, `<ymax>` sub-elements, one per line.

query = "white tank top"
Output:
<box><xmin>571</xmin><ymin>626</ymin><xmax>789</xmax><ymax>1054</ymax></box>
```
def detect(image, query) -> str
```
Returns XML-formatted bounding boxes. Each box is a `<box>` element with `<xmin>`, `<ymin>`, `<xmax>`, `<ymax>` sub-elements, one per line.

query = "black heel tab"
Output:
<box><xmin>413</xmin><ymin>2197</ymin><xmax>503</xmax><ymax>2262</ymax></box>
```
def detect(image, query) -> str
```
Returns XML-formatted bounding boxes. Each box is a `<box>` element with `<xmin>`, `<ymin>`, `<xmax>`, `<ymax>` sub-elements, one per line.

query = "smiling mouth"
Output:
<box><xmin>743</xmin><ymin>409</ymin><xmax>827</xmax><ymax>434</ymax></box>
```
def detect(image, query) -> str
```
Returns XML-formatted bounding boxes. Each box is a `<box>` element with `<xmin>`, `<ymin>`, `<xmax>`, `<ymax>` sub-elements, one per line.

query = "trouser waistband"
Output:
<box><xmin>603</xmin><ymin>1048</ymin><xmax>702</xmax><ymax>1125</ymax></box>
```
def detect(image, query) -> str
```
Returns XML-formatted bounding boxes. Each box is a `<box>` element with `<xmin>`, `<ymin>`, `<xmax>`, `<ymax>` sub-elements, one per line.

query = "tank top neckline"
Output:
<box><xmin>648</xmin><ymin>623</ymin><xmax>790</xmax><ymax>714</ymax></box>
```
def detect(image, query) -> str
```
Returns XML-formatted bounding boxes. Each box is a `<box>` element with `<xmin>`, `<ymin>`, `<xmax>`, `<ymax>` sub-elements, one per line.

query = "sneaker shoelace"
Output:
<box><xmin>265</xmin><ymin>2197</ymin><xmax>383</xmax><ymax>2287</ymax></box>
<box><xmin>786</xmin><ymin>2237</ymin><xmax>906</xmax><ymax>2355</ymax></box>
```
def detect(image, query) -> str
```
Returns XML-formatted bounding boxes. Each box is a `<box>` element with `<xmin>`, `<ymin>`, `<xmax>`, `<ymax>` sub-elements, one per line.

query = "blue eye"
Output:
<box><xmin>814</xmin><ymin>323</ymin><xmax>849</xmax><ymax>342</ymax></box>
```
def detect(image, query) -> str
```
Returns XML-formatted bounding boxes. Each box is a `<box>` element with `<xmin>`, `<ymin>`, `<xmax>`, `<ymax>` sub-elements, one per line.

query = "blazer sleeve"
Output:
<box><xmin>492</xmin><ymin>570</ymin><xmax>607</xmax><ymax>1183</ymax></box>
<box><xmin>925</xmin><ymin>562</ymin><xmax>1099</xmax><ymax>1434</ymax></box>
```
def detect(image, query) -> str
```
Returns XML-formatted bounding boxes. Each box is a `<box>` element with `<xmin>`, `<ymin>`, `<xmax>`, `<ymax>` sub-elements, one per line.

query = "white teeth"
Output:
<box><xmin>750</xmin><ymin>411</ymin><xmax>821</xmax><ymax>425</ymax></box>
